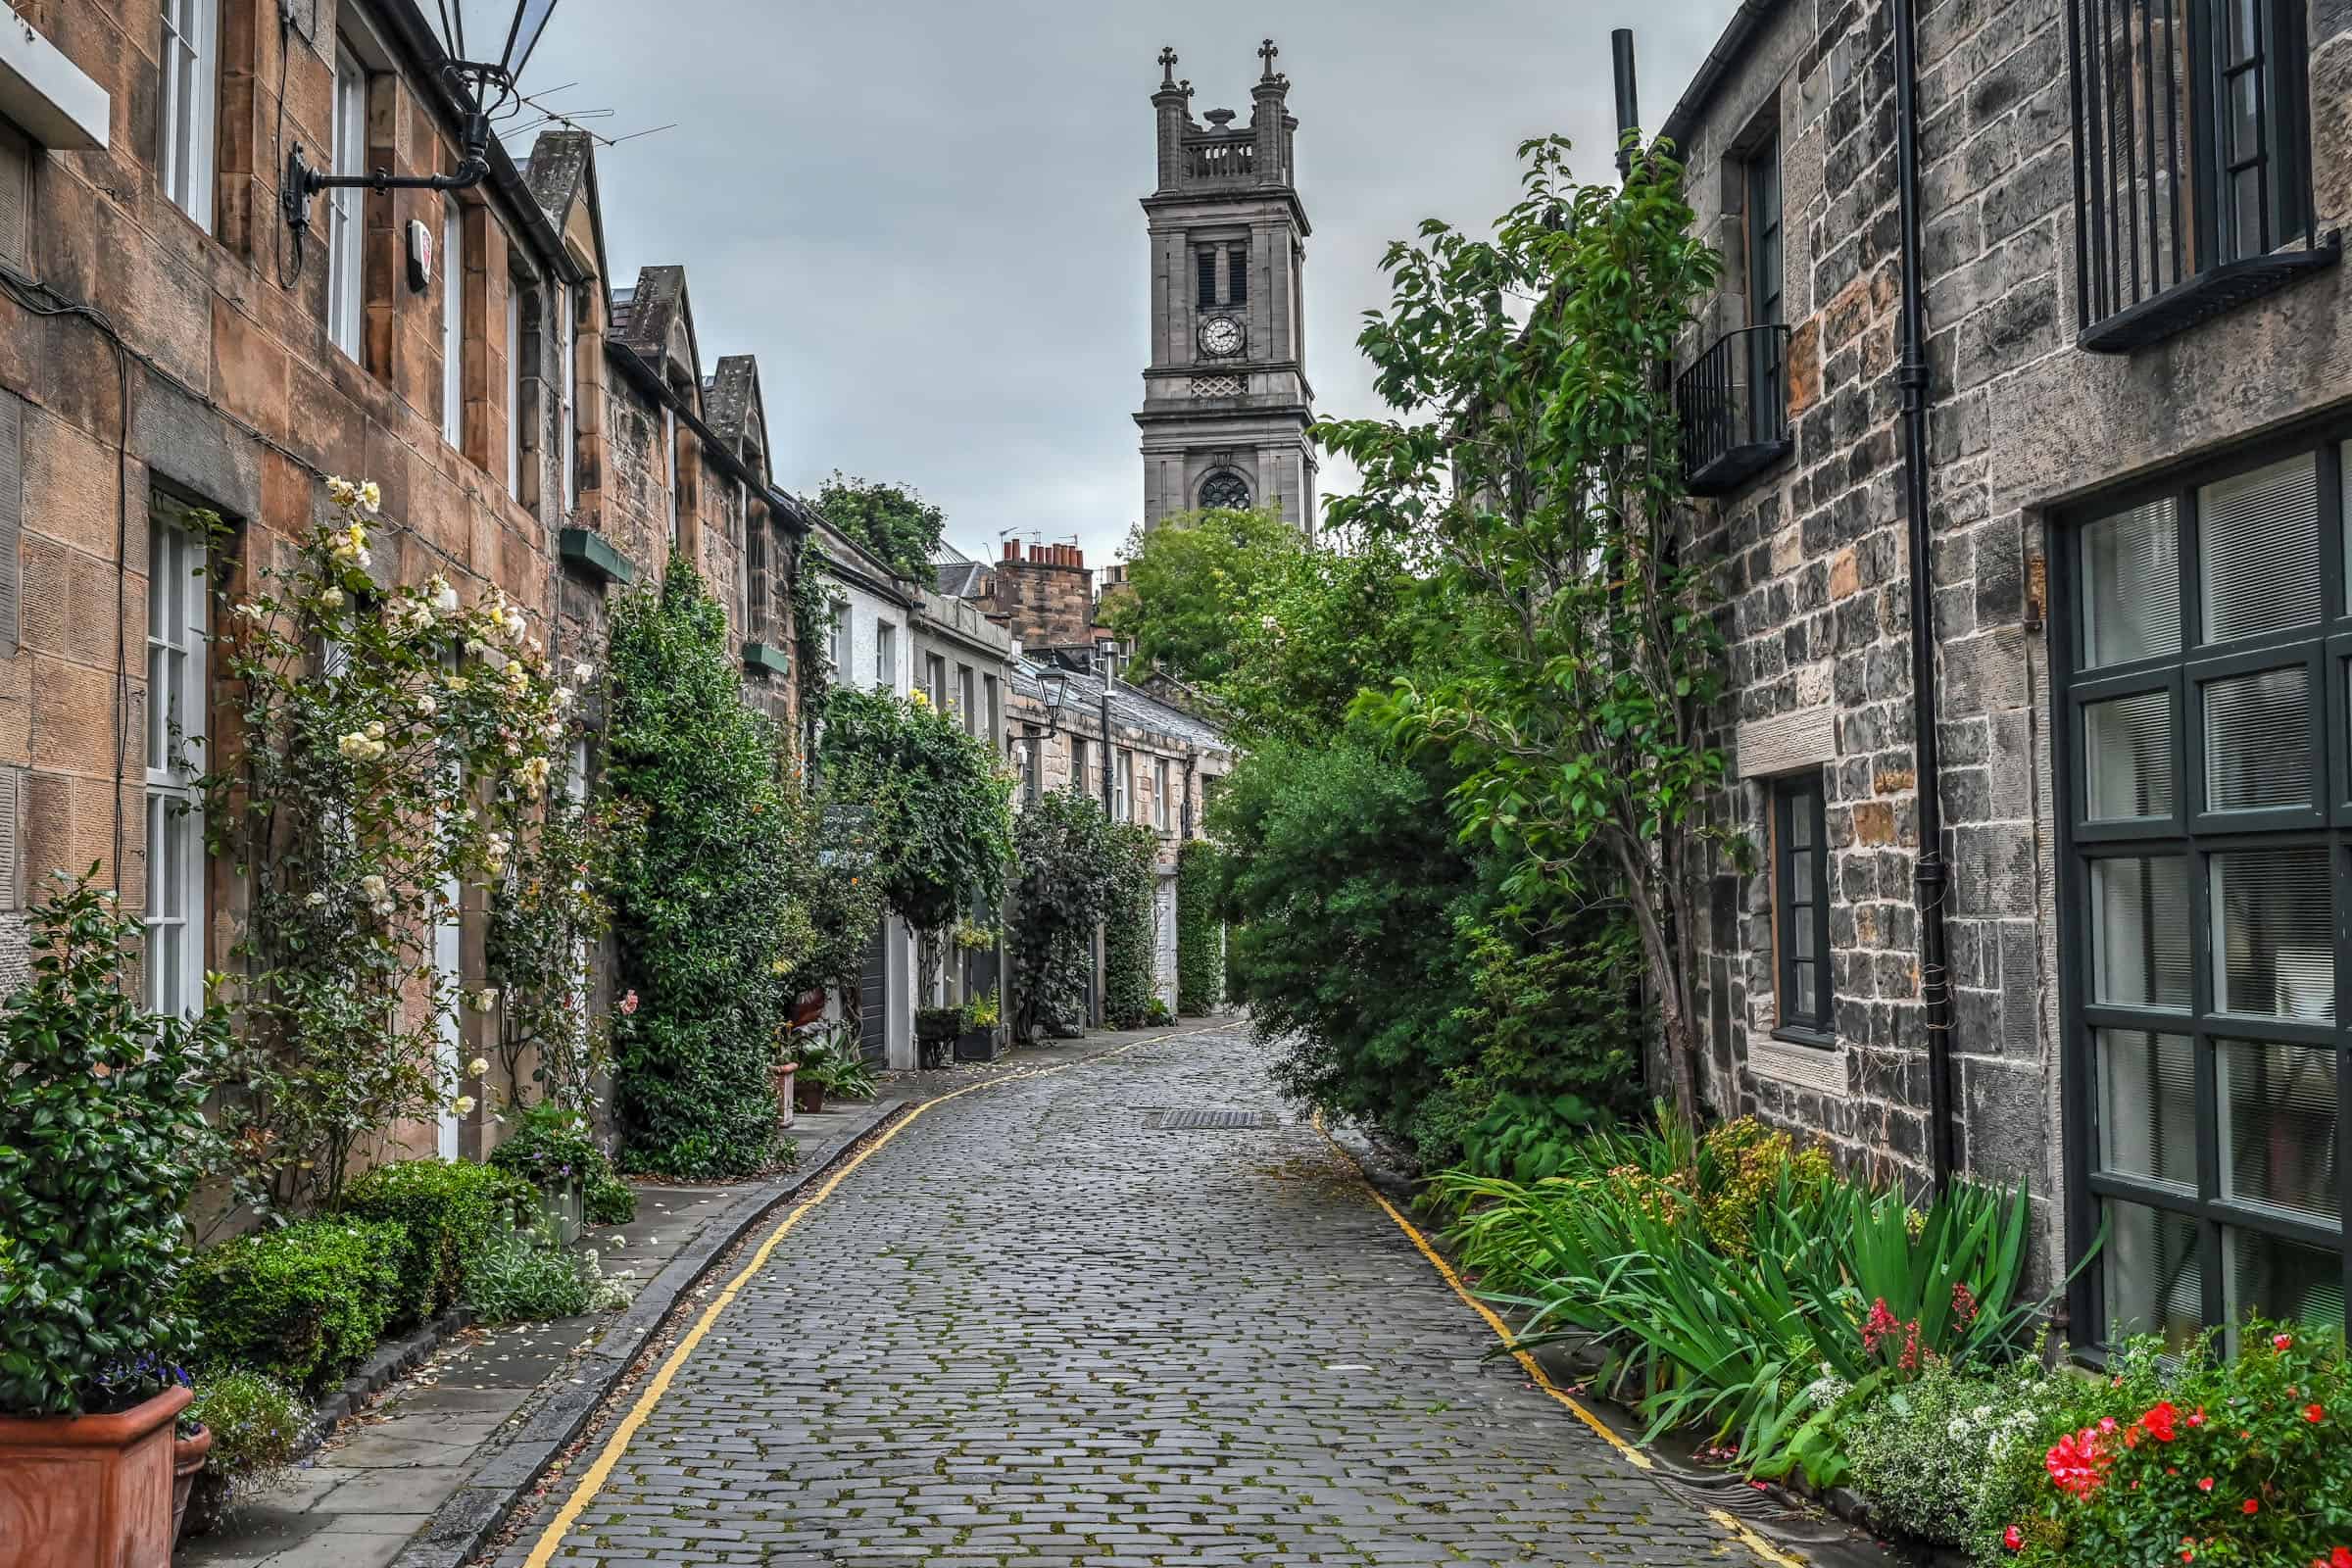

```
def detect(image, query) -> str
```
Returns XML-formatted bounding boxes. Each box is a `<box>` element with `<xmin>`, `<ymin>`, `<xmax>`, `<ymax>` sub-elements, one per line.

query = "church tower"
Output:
<box><xmin>1135</xmin><ymin>41</ymin><xmax>1317</xmax><ymax>536</ymax></box>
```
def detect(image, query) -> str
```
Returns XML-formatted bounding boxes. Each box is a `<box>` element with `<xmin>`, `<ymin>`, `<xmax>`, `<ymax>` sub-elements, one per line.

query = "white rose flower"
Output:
<box><xmin>326</xmin><ymin>476</ymin><xmax>357</xmax><ymax>509</ymax></box>
<box><xmin>430</xmin><ymin>576</ymin><xmax>460</xmax><ymax>615</ymax></box>
<box><xmin>364</xmin><ymin>720</ymin><xmax>385</xmax><ymax>740</ymax></box>
<box><xmin>337</xmin><ymin>731</ymin><xmax>373</xmax><ymax>760</ymax></box>
<box><xmin>305</xmin><ymin>890</ymin><xmax>327</xmax><ymax>907</ymax></box>
<box><xmin>360</xmin><ymin>874</ymin><xmax>388</xmax><ymax>900</ymax></box>
<box><xmin>466</xmin><ymin>1055</ymin><xmax>490</xmax><ymax>1078</ymax></box>
<box><xmin>452</xmin><ymin>1095</ymin><xmax>476</xmax><ymax>1116</ymax></box>
<box><xmin>319</xmin><ymin>587</ymin><xmax>344</xmax><ymax>611</ymax></box>
<box><xmin>413</xmin><ymin>694</ymin><xmax>437</xmax><ymax>717</ymax></box>
<box><xmin>359</xmin><ymin>481</ymin><xmax>381</xmax><ymax>514</ymax></box>
<box><xmin>571</xmin><ymin>662</ymin><xmax>593</xmax><ymax>686</ymax></box>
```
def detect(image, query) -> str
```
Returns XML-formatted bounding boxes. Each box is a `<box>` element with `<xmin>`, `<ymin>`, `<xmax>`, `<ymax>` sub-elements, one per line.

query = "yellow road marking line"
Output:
<box><xmin>516</xmin><ymin>1028</ymin><xmax>1197</xmax><ymax>1567</ymax></box>
<box><xmin>1317</xmin><ymin>1116</ymin><xmax>1809</xmax><ymax>1568</ymax></box>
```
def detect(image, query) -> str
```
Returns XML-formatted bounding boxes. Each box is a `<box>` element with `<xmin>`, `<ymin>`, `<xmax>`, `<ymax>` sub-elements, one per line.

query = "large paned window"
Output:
<box><xmin>2060</xmin><ymin>428</ymin><xmax>2351</xmax><ymax>1349</ymax></box>
<box><xmin>145</xmin><ymin>502</ymin><xmax>208</xmax><ymax>1019</ymax></box>
<box><xmin>441</xmin><ymin>204</ymin><xmax>465</xmax><ymax>447</ymax></box>
<box><xmin>325</xmin><ymin>41</ymin><xmax>367</xmax><ymax>359</ymax></box>
<box><xmin>158</xmin><ymin>0</ymin><xmax>218</xmax><ymax>229</ymax></box>
<box><xmin>1774</xmin><ymin>773</ymin><xmax>1833</xmax><ymax>1040</ymax></box>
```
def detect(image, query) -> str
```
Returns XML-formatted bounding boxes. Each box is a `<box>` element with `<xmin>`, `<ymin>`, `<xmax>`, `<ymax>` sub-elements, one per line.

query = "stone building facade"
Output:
<box><xmin>1134</xmin><ymin>41</ymin><xmax>1317</xmax><ymax>534</ymax></box>
<box><xmin>1661</xmin><ymin>0</ymin><xmax>2352</xmax><ymax>1342</ymax></box>
<box><xmin>0</xmin><ymin>2</ymin><xmax>804</xmax><ymax>1163</ymax></box>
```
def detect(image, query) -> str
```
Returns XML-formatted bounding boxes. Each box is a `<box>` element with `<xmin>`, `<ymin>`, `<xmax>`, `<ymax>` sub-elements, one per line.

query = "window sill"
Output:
<box><xmin>559</xmin><ymin>526</ymin><xmax>635</xmax><ymax>586</ymax></box>
<box><xmin>2078</xmin><ymin>234</ymin><xmax>2341</xmax><ymax>354</ymax></box>
<box><xmin>741</xmin><ymin>642</ymin><xmax>792</xmax><ymax>678</ymax></box>
<box><xmin>1770</xmin><ymin>1024</ymin><xmax>1838</xmax><ymax>1051</ymax></box>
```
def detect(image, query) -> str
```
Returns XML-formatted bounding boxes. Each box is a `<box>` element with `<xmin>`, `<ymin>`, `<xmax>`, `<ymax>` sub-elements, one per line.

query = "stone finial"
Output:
<box><xmin>1258</xmin><ymin>37</ymin><xmax>1279</xmax><ymax>80</ymax></box>
<box><xmin>1158</xmin><ymin>46</ymin><xmax>1178</xmax><ymax>87</ymax></box>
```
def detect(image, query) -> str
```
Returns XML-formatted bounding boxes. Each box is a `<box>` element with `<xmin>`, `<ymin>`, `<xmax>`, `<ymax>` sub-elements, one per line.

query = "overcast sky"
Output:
<box><xmin>514</xmin><ymin>1</ymin><xmax>1732</xmax><ymax>565</ymax></box>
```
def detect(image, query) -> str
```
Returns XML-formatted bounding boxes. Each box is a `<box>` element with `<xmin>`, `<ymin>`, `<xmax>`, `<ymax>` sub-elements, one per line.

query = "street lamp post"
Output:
<box><xmin>281</xmin><ymin>0</ymin><xmax>560</xmax><ymax>239</ymax></box>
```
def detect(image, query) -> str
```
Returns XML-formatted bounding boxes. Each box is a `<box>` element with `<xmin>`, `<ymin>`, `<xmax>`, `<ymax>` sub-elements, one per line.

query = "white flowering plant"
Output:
<box><xmin>196</xmin><ymin>480</ymin><xmax>566</xmax><ymax>1214</ymax></box>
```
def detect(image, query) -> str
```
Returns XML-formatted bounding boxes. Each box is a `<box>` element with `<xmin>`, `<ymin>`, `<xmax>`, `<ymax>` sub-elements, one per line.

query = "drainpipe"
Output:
<box><xmin>1611</xmin><ymin>29</ymin><xmax>1641</xmax><ymax>179</ymax></box>
<box><xmin>1893</xmin><ymin>0</ymin><xmax>1958</xmax><ymax>1192</ymax></box>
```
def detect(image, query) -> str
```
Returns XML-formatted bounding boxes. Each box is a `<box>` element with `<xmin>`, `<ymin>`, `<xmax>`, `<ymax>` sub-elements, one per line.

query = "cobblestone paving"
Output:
<box><xmin>496</xmin><ymin>1025</ymin><xmax>1774</xmax><ymax>1566</ymax></box>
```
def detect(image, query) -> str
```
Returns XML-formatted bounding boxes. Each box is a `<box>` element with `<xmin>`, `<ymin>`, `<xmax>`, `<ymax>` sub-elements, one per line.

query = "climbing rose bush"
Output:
<box><xmin>1993</xmin><ymin>1322</ymin><xmax>2352</xmax><ymax>1567</ymax></box>
<box><xmin>199</xmin><ymin>478</ymin><xmax>570</xmax><ymax>1212</ymax></box>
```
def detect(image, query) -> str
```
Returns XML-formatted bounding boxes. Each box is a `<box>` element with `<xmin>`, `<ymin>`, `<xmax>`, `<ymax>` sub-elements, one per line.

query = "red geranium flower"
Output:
<box><xmin>2243</xmin><ymin>1498</ymin><xmax>2260</xmax><ymax>1516</ymax></box>
<box><xmin>2140</xmin><ymin>1401</ymin><xmax>2180</xmax><ymax>1443</ymax></box>
<box><xmin>2306</xmin><ymin>1404</ymin><xmax>2325</xmax><ymax>1423</ymax></box>
<box><xmin>2003</xmin><ymin>1525</ymin><xmax>2023</xmax><ymax>1552</ymax></box>
<box><xmin>2274</xmin><ymin>1333</ymin><xmax>2294</xmax><ymax>1351</ymax></box>
<box><xmin>2197</xmin><ymin>1477</ymin><xmax>2215</xmax><ymax>1492</ymax></box>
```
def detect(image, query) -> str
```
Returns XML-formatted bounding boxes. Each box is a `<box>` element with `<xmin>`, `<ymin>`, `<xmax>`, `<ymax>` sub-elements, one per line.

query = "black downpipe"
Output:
<box><xmin>1892</xmin><ymin>0</ymin><xmax>1958</xmax><ymax>1191</ymax></box>
<box><xmin>1611</xmin><ymin>29</ymin><xmax>1642</xmax><ymax>178</ymax></box>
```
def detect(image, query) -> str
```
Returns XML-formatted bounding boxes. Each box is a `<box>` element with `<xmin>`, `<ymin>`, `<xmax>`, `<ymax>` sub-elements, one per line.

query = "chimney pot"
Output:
<box><xmin>1073</xmin><ymin>548</ymin><xmax>1085</xmax><ymax>566</ymax></box>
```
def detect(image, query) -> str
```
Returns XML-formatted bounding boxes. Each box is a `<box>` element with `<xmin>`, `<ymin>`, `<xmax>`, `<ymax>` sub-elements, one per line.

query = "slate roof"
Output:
<box><xmin>933</xmin><ymin>561</ymin><xmax>991</xmax><ymax>599</ymax></box>
<box><xmin>705</xmin><ymin>356</ymin><xmax>761</xmax><ymax>449</ymax></box>
<box><xmin>1010</xmin><ymin>658</ymin><xmax>1234</xmax><ymax>756</ymax></box>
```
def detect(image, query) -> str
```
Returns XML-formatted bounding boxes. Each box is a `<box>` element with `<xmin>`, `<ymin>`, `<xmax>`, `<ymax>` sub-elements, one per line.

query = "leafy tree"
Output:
<box><xmin>1175</xmin><ymin>839</ymin><xmax>1224</xmax><ymax>1013</ymax></box>
<box><xmin>1102</xmin><ymin>507</ymin><xmax>1301</xmax><ymax>687</ymax></box>
<box><xmin>604</xmin><ymin>564</ymin><xmax>795</xmax><ymax>1177</ymax></box>
<box><xmin>817</xmin><ymin>686</ymin><xmax>1013</xmax><ymax>936</ymax></box>
<box><xmin>1323</xmin><ymin>135</ymin><xmax>1730</xmax><ymax>1125</ymax></box>
<box><xmin>1100</xmin><ymin>822</ymin><xmax>1159</xmax><ymax>1027</ymax></box>
<box><xmin>813</xmin><ymin>472</ymin><xmax>947</xmax><ymax>584</ymax></box>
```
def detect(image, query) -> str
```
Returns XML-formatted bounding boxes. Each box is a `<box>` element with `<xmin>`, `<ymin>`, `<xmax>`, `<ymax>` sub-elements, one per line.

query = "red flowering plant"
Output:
<box><xmin>1996</xmin><ymin>1321</ymin><xmax>2352</xmax><ymax>1567</ymax></box>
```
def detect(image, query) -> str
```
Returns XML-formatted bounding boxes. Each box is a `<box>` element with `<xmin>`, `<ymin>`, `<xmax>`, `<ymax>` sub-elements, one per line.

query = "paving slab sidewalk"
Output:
<box><xmin>175</xmin><ymin>1099</ymin><xmax>903</xmax><ymax>1568</ymax></box>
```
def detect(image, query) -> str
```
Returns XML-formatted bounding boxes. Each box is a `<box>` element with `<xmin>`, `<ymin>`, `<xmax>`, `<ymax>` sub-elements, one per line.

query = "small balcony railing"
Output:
<box><xmin>1675</xmin><ymin>323</ymin><xmax>1792</xmax><ymax>497</ymax></box>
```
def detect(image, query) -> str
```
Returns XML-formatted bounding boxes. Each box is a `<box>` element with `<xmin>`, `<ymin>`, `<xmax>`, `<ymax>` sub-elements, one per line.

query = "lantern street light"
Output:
<box><xmin>1036</xmin><ymin>667</ymin><xmax>1072</xmax><ymax>735</ymax></box>
<box><xmin>281</xmin><ymin>0</ymin><xmax>559</xmax><ymax>238</ymax></box>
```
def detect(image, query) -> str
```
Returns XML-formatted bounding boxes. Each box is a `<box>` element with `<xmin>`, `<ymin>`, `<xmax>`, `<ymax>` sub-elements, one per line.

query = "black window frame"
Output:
<box><xmin>2051</xmin><ymin>414</ymin><xmax>2352</xmax><ymax>1355</ymax></box>
<box><xmin>1199</xmin><ymin>468</ymin><xmax>1250</xmax><ymax>511</ymax></box>
<box><xmin>1744</xmin><ymin>132</ymin><xmax>1785</xmax><ymax>430</ymax></box>
<box><xmin>1227</xmin><ymin>245</ymin><xmax>1248</xmax><ymax>307</ymax></box>
<box><xmin>1773</xmin><ymin>773</ymin><xmax>1835</xmax><ymax>1044</ymax></box>
<box><xmin>1196</xmin><ymin>246</ymin><xmax>1218</xmax><ymax>309</ymax></box>
<box><xmin>2065</xmin><ymin>0</ymin><xmax>2333</xmax><ymax>352</ymax></box>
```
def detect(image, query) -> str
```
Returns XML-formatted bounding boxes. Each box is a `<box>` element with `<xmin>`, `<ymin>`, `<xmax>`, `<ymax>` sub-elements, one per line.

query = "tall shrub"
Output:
<box><xmin>1175</xmin><ymin>839</ymin><xmax>1224</xmax><ymax>1014</ymax></box>
<box><xmin>819</xmin><ymin>686</ymin><xmax>1013</xmax><ymax>936</ymax></box>
<box><xmin>0</xmin><ymin>873</ymin><xmax>228</xmax><ymax>1415</ymax></box>
<box><xmin>1101</xmin><ymin>822</ymin><xmax>1158</xmax><ymax>1027</ymax></box>
<box><xmin>1006</xmin><ymin>787</ymin><xmax>1121</xmax><ymax>1044</ymax></box>
<box><xmin>604</xmin><ymin>564</ymin><xmax>795</xmax><ymax>1177</ymax></box>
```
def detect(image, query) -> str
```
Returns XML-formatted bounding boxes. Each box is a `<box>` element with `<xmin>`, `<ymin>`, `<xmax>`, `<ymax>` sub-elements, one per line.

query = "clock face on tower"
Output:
<box><xmin>1198</xmin><ymin>315</ymin><xmax>1245</xmax><ymax>358</ymax></box>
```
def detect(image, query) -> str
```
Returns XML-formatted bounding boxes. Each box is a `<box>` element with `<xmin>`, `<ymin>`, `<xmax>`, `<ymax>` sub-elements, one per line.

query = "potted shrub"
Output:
<box><xmin>177</xmin><ymin>1370</ymin><xmax>310</xmax><ymax>1538</ymax></box>
<box><xmin>955</xmin><ymin>989</ymin><xmax>1006</xmax><ymax>1062</ymax></box>
<box><xmin>0</xmin><ymin>873</ymin><xmax>228</xmax><ymax>1568</ymax></box>
<box><xmin>914</xmin><ymin>1004</ymin><xmax>966</xmax><ymax>1069</ymax></box>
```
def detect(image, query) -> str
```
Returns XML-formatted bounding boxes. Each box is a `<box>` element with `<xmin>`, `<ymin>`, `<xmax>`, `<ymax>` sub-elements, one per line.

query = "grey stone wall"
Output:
<box><xmin>1669</xmin><ymin>0</ymin><xmax>2352</xmax><ymax>1237</ymax></box>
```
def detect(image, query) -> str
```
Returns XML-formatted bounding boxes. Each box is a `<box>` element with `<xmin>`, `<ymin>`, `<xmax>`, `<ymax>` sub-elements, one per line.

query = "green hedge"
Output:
<box><xmin>177</xmin><ymin>1219</ymin><xmax>406</xmax><ymax>1393</ymax></box>
<box><xmin>342</xmin><ymin>1158</ymin><xmax>528</xmax><ymax>1327</ymax></box>
<box><xmin>1101</xmin><ymin>824</ymin><xmax>1158</xmax><ymax>1028</ymax></box>
<box><xmin>1175</xmin><ymin>840</ymin><xmax>1223</xmax><ymax>1014</ymax></box>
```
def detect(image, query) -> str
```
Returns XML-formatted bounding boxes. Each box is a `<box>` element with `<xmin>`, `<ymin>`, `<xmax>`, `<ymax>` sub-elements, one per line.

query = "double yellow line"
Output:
<box><xmin>1320</xmin><ymin>1119</ymin><xmax>1808</xmax><ymax>1568</ymax></box>
<box><xmin>514</xmin><ymin>1031</ymin><xmax>1187</xmax><ymax>1567</ymax></box>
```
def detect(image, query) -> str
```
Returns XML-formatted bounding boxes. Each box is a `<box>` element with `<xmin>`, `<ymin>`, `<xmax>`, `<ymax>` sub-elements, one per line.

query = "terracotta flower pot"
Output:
<box><xmin>0</xmin><ymin>1382</ymin><xmax>192</xmax><ymax>1568</ymax></box>
<box><xmin>793</xmin><ymin>1075</ymin><xmax>825</xmax><ymax>1114</ymax></box>
<box><xmin>772</xmin><ymin>1062</ymin><xmax>799</xmax><ymax>1130</ymax></box>
<box><xmin>172</xmin><ymin>1422</ymin><xmax>213</xmax><ymax>1545</ymax></box>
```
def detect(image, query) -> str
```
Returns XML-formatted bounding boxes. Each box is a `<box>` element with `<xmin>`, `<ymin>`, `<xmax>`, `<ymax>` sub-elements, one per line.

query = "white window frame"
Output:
<box><xmin>1114</xmin><ymin>749</ymin><xmax>1134</xmax><ymax>822</ymax></box>
<box><xmin>958</xmin><ymin>664</ymin><xmax>977</xmax><ymax>735</ymax></box>
<box><xmin>1155</xmin><ymin>758</ymin><xmax>1171</xmax><ymax>831</ymax></box>
<box><xmin>830</xmin><ymin>600</ymin><xmax>851</xmax><ymax>677</ymax></box>
<box><xmin>144</xmin><ymin>509</ymin><xmax>207</xmax><ymax>1020</ymax></box>
<box><xmin>158</xmin><ymin>0</ymin><xmax>218</xmax><ymax>231</ymax></box>
<box><xmin>561</xmin><ymin>283</ymin><xmax>579</xmax><ymax>512</ymax></box>
<box><xmin>663</xmin><ymin>405</ymin><xmax>679</xmax><ymax>545</ymax></box>
<box><xmin>326</xmin><ymin>39</ymin><xmax>368</xmax><ymax>359</ymax></box>
<box><xmin>875</xmin><ymin>620</ymin><xmax>896</xmax><ymax>689</ymax></box>
<box><xmin>441</xmin><ymin>203</ymin><xmax>466</xmax><ymax>448</ymax></box>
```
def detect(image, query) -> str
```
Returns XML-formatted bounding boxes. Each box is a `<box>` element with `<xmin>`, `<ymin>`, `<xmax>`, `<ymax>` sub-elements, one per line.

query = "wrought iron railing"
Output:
<box><xmin>1675</xmin><ymin>324</ymin><xmax>1791</xmax><ymax>496</ymax></box>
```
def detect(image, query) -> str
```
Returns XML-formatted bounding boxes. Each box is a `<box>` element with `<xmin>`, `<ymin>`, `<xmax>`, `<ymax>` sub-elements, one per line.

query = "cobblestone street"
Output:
<box><xmin>491</xmin><ymin>1024</ymin><xmax>1784</xmax><ymax>1567</ymax></box>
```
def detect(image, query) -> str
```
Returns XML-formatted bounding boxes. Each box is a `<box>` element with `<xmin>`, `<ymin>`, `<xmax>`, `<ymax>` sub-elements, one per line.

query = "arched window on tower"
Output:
<box><xmin>1199</xmin><ymin>469</ymin><xmax>1251</xmax><ymax>511</ymax></box>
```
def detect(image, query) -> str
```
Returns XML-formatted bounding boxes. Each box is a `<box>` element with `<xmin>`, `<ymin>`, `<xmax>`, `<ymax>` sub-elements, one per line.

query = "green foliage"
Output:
<box><xmin>1007</xmin><ymin>788</ymin><xmax>1124</xmax><ymax>1044</ymax></box>
<box><xmin>184</xmin><ymin>1368</ymin><xmax>312</xmax><ymax>1523</ymax></box>
<box><xmin>1102</xmin><ymin>508</ymin><xmax>1301</xmax><ymax>686</ymax></box>
<box><xmin>604</xmin><ymin>564</ymin><xmax>793</xmax><ymax>1178</ymax></box>
<box><xmin>1992</xmin><ymin>1324</ymin><xmax>2352</xmax><ymax>1568</ymax></box>
<box><xmin>177</xmin><ymin>1219</ymin><xmax>406</xmax><ymax>1393</ymax></box>
<box><xmin>819</xmin><ymin>685</ymin><xmax>1013</xmax><ymax>934</ymax></box>
<box><xmin>1101</xmin><ymin>822</ymin><xmax>1159</xmax><ymax>1028</ymax></box>
<box><xmin>489</xmin><ymin>1102</ymin><xmax>636</xmax><ymax>1228</ymax></box>
<box><xmin>0</xmin><ymin>871</ymin><xmax>228</xmax><ymax>1416</ymax></box>
<box><xmin>789</xmin><ymin>534</ymin><xmax>839</xmax><ymax>719</ymax></box>
<box><xmin>462</xmin><ymin>1216</ymin><xmax>627</xmax><ymax>1324</ymax></box>
<box><xmin>796</xmin><ymin>1022</ymin><xmax>877</xmax><ymax>1101</ymax></box>
<box><xmin>1435</xmin><ymin>1122</ymin><xmax>2046</xmax><ymax>1489</ymax></box>
<box><xmin>1211</xmin><ymin>742</ymin><xmax>1642</xmax><ymax>1166</ymax></box>
<box><xmin>1838</xmin><ymin>1357</ymin><xmax>2076</xmax><ymax>1549</ymax></box>
<box><xmin>340</xmin><ymin>1158</ymin><xmax>528</xmax><ymax>1328</ymax></box>
<box><xmin>1175</xmin><ymin>839</ymin><xmax>1224</xmax><ymax>1014</ymax></box>
<box><xmin>198</xmin><ymin>486</ymin><xmax>568</xmax><ymax>1212</ymax></box>
<box><xmin>1325</xmin><ymin>136</ymin><xmax>1731</xmax><ymax>1125</ymax></box>
<box><xmin>915</xmin><ymin>1004</ymin><xmax>968</xmax><ymax>1043</ymax></box>
<box><xmin>1694</xmin><ymin>1117</ymin><xmax>1835</xmax><ymax>1256</ymax></box>
<box><xmin>813</xmin><ymin>471</ymin><xmax>946</xmax><ymax>583</ymax></box>
<box><xmin>1452</xmin><ymin>1092</ymin><xmax>1609</xmax><ymax>1184</ymax></box>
